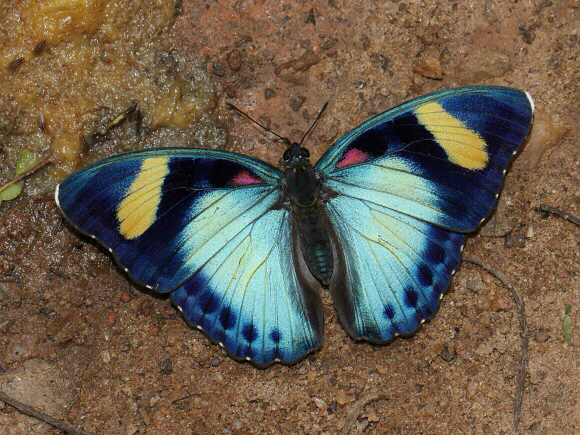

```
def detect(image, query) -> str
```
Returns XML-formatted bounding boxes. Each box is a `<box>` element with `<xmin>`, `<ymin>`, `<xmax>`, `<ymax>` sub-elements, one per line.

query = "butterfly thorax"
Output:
<box><xmin>283</xmin><ymin>144</ymin><xmax>334</xmax><ymax>286</ymax></box>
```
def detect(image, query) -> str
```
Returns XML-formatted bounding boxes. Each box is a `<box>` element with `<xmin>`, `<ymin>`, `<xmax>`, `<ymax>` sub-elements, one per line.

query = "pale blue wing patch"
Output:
<box><xmin>322</xmin><ymin>155</ymin><xmax>484</xmax><ymax>231</ymax></box>
<box><xmin>171</xmin><ymin>207</ymin><xmax>323</xmax><ymax>366</ymax></box>
<box><xmin>135</xmin><ymin>186</ymin><xmax>280</xmax><ymax>290</ymax></box>
<box><xmin>325</xmin><ymin>195</ymin><xmax>465</xmax><ymax>342</ymax></box>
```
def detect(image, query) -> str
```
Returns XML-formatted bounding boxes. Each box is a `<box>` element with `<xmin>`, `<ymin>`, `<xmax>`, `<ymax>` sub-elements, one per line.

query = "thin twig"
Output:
<box><xmin>339</xmin><ymin>391</ymin><xmax>388</xmax><ymax>435</ymax></box>
<box><xmin>462</xmin><ymin>256</ymin><xmax>528</xmax><ymax>433</ymax></box>
<box><xmin>0</xmin><ymin>390</ymin><xmax>101</xmax><ymax>435</ymax></box>
<box><xmin>538</xmin><ymin>204</ymin><xmax>580</xmax><ymax>227</ymax></box>
<box><xmin>0</xmin><ymin>158</ymin><xmax>53</xmax><ymax>195</ymax></box>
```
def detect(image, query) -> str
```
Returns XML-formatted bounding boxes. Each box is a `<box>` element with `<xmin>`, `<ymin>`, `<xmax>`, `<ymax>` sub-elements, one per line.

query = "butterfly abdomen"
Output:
<box><xmin>293</xmin><ymin>202</ymin><xmax>334</xmax><ymax>286</ymax></box>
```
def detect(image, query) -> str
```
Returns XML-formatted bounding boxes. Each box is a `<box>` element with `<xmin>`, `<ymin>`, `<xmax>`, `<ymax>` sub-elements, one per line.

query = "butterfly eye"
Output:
<box><xmin>300</xmin><ymin>148</ymin><xmax>310</xmax><ymax>159</ymax></box>
<box><xmin>283</xmin><ymin>149</ymin><xmax>292</xmax><ymax>161</ymax></box>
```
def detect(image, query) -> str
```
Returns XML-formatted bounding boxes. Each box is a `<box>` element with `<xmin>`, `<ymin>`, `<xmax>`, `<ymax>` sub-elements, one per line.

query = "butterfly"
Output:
<box><xmin>56</xmin><ymin>86</ymin><xmax>534</xmax><ymax>367</ymax></box>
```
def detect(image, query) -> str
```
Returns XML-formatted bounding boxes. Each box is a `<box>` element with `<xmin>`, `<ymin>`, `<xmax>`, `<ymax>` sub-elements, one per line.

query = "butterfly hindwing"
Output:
<box><xmin>57</xmin><ymin>149</ymin><xmax>324</xmax><ymax>366</ymax></box>
<box><xmin>318</xmin><ymin>86</ymin><xmax>533</xmax><ymax>342</ymax></box>
<box><xmin>171</xmin><ymin>205</ymin><xmax>324</xmax><ymax>366</ymax></box>
<box><xmin>326</xmin><ymin>195</ymin><xmax>465</xmax><ymax>341</ymax></box>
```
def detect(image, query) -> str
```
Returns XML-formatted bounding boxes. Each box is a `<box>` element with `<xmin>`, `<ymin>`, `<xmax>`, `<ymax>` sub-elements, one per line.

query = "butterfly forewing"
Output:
<box><xmin>317</xmin><ymin>87</ymin><xmax>534</xmax><ymax>231</ymax></box>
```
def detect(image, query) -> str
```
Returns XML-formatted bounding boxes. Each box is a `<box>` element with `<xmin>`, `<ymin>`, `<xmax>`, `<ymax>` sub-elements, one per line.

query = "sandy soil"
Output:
<box><xmin>1</xmin><ymin>0</ymin><xmax>579</xmax><ymax>434</ymax></box>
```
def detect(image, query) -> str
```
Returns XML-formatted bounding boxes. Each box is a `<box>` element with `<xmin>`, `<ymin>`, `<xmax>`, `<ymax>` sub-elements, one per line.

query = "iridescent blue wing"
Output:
<box><xmin>56</xmin><ymin>149</ymin><xmax>323</xmax><ymax>366</ymax></box>
<box><xmin>316</xmin><ymin>86</ymin><xmax>534</xmax><ymax>341</ymax></box>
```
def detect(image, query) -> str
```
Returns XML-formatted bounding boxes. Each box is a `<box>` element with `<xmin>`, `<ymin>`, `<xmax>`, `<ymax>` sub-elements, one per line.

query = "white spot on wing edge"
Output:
<box><xmin>54</xmin><ymin>184</ymin><xmax>61</xmax><ymax>208</ymax></box>
<box><xmin>525</xmin><ymin>90</ymin><xmax>535</xmax><ymax>115</ymax></box>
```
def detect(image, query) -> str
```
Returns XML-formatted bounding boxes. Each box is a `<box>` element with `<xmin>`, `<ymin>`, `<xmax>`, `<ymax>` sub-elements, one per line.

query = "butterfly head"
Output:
<box><xmin>283</xmin><ymin>143</ymin><xmax>311</xmax><ymax>169</ymax></box>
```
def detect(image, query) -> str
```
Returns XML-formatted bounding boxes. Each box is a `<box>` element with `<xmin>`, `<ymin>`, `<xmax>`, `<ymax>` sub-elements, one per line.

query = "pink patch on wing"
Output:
<box><xmin>336</xmin><ymin>148</ymin><xmax>369</xmax><ymax>168</ymax></box>
<box><xmin>231</xmin><ymin>171</ymin><xmax>264</xmax><ymax>185</ymax></box>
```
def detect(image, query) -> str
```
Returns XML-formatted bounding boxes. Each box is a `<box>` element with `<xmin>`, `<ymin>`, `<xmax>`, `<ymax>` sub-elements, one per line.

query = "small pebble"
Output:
<box><xmin>290</xmin><ymin>49</ymin><xmax>319</xmax><ymax>71</ymax></box>
<box><xmin>211</xmin><ymin>62</ymin><xmax>227</xmax><ymax>77</ymax></box>
<box><xmin>313</xmin><ymin>397</ymin><xmax>327</xmax><ymax>410</ymax></box>
<box><xmin>335</xmin><ymin>390</ymin><xmax>350</xmax><ymax>405</ymax></box>
<box><xmin>121</xmin><ymin>292</ymin><xmax>131</xmax><ymax>303</ymax></box>
<box><xmin>475</xmin><ymin>295</ymin><xmax>492</xmax><ymax>312</ymax></box>
<box><xmin>289</xmin><ymin>95</ymin><xmax>306</xmax><ymax>111</ymax></box>
<box><xmin>466</xmin><ymin>278</ymin><xmax>480</xmax><ymax>293</ymax></box>
<box><xmin>138</xmin><ymin>406</ymin><xmax>151</xmax><ymax>426</ymax></box>
<box><xmin>534</xmin><ymin>328</ymin><xmax>550</xmax><ymax>343</ymax></box>
<box><xmin>328</xmin><ymin>401</ymin><xmax>338</xmax><ymax>414</ymax></box>
<box><xmin>227</xmin><ymin>49</ymin><xmax>242</xmax><ymax>71</ymax></box>
<box><xmin>440</xmin><ymin>346</ymin><xmax>456</xmax><ymax>362</ymax></box>
<box><xmin>478</xmin><ymin>51</ymin><xmax>510</xmax><ymax>79</ymax></box>
<box><xmin>467</xmin><ymin>380</ymin><xmax>479</xmax><ymax>396</ymax></box>
<box><xmin>506</xmin><ymin>231</ymin><xmax>526</xmax><ymax>248</ymax></box>
<box><xmin>413</xmin><ymin>46</ymin><xmax>443</xmax><ymax>79</ymax></box>
<box><xmin>365</xmin><ymin>409</ymin><xmax>380</xmax><ymax>422</ymax></box>
<box><xmin>264</xmin><ymin>88</ymin><xmax>276</xmax><ymax>100</ymax></box>
<box><xmin>519</xmin><ymin>24</ymin><xmax>536</xmax><ymax>44</ymax></box>
<box><xmin>108</xmin><ymin>311</ymin><xmax>116</xmax><ymax>326</ymax></box>
<box><xmin>376</xmin><ymin>365</ymin><xmax>388</xmax><ymax>375</ymax></box>
<box><xmin>210</xmin><ymin>357</ymin><xmax>221</xmax><ymax>367</ymax></box>
<box><xmin>101</xmin><ymin>350</ymin><xmax>111</xmax><ymax>363</ymax></box>
<box><xmin>305</xmin><ymin>8</ymin><xmax>316</xmax><ymax>25</ymax></box>
<box><xmin>159</xmin><ymin>358</ymin><xmax>173</xmax><ymax>375</ymax></box>
<box><xmin>564</xmin><ymin>20</ymin><xmax>580</xmax><ymax>36</ymax></box>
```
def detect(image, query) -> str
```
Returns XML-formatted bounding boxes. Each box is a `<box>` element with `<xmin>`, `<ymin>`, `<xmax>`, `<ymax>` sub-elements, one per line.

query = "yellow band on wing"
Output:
<box><xmin>415</xmin><ymin>102</ymin><xmax>488</xmax><ymax>170</ymax></box>
<box><xmin>117</xmin><ymin>157</ymin><xmax>169</xmax><ymax>239</ymax></box>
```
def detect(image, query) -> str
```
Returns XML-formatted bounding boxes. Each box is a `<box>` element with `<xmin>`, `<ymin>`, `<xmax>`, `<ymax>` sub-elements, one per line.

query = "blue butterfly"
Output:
<box><xmin>56</xmin><ymin>86</ymin><xmax>534</xmax><ymax>366</ymax></box>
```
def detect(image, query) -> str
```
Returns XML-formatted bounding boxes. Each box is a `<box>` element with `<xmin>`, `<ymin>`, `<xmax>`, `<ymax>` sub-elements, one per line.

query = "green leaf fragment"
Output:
<box><xmin>16</xmin><ymin>149</ymin><xmax>40</xmax><ymax>176</ymax></box>
<box><xmin>0</xmin><ymin>181</ymin><xmax>24</xmax><ymax>201</ymax></box>
<box><xmin>566</xmin><ymin>305</ymin><xmax>572</xmax><ymax>315</ymax></box>
<box><xmin>563</xmin><ymin>324</ymin><xmax>572</xmax><ymax>345</ymax></box>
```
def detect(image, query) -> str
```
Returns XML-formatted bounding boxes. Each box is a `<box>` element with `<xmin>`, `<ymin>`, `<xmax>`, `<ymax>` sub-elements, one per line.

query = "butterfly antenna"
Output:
<box><xmin>299</xmin><ymin>101</ymin><xmax>329</xmax><ymax>146</ymax></box>
<box><xmin>226</xmin><ymin>103</ymin><xmax>291</xmax><ymax>146</ymax></box>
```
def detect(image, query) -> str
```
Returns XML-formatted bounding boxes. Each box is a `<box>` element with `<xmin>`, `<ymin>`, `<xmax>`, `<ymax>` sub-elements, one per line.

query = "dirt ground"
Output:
<box><xmin>1</xmin><ymin>0</ymin><xmax>579</xmax><ymax>434</ymax></box>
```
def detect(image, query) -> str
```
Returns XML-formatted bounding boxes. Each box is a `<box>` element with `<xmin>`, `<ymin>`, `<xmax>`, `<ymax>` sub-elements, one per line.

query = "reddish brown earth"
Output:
<box><xmin>1</xmin><ymin>1</ymin><xmax>579</xmax><ymax>434</ymax></box>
